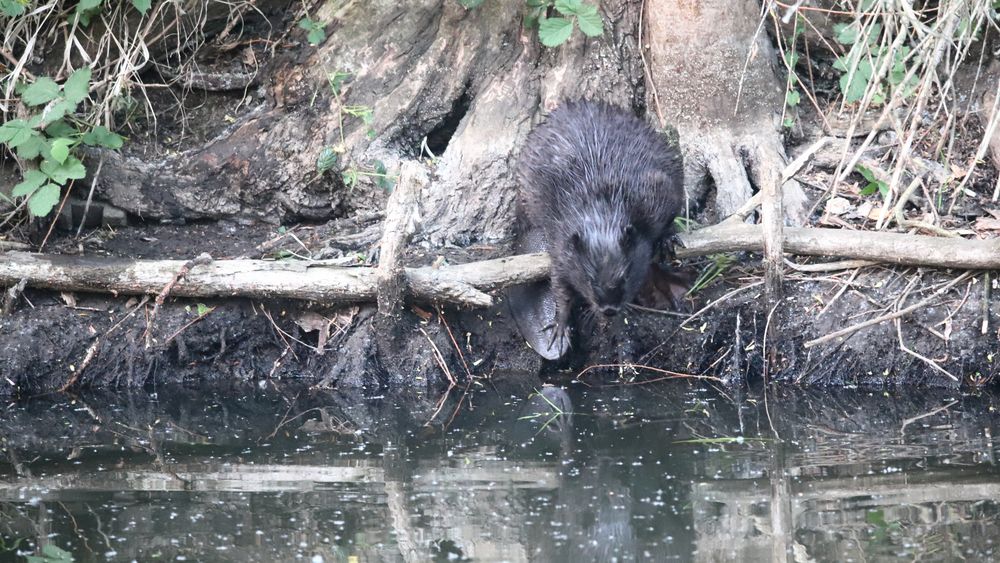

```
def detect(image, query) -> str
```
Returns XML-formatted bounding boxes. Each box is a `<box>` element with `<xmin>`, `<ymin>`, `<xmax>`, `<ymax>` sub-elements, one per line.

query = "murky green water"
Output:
<box><xmin>0</xmin><ymin>382</ymin><xmax>998</xmax><ymax>562</ymax></box>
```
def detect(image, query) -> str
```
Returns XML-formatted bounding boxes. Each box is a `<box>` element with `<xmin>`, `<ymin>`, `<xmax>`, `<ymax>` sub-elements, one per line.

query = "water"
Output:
<box><xmin>0</xmin><ymin>382</ymin><xmax>998</xmax><ymax>562</ymax></box>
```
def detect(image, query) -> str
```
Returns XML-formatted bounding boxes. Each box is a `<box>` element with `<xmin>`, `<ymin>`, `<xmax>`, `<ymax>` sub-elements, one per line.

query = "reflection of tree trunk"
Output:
<box><xmin>769</xmin><ymin>443</ymin><xmax>794</xmax><ymax>563</ymax></box>
<box><xmin>384</xmin><ymin>480</ymin><xmax>424</xmax><ymax>563</ymax></box>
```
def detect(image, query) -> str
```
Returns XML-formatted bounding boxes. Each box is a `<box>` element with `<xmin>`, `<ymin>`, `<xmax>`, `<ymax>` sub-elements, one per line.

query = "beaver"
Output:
<box><xmin>511</xmin><ymin>100</ymin><xmax>684</xmax><ymax>358</ymax></box>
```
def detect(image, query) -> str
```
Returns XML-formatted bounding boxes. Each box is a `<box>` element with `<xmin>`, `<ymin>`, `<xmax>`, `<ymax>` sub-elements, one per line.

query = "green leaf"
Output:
<box><xmin>45</xmin><ymin>120</ymin><xmax>79</xmax><ymax>138</ymax></box>
<box><xmin>538</xmin><ymin>16</ymin><xmax>574</xmax><ymax>47</ymax></box>
<box><xmin>839</xmin><ymin>71</ymin><xmax>866</xmax><ymax>103</ymax></box>
<box><xmin>785</xmin><ymin>89</ymin><xmax>801</xmax><ymax>107</ymax></box>
<box><xmin>41</xmin><ymin>155</ymin><xmax>87</xmax><ymax>184</ymax></box>
<box><xmin>859</xmin><ymin>182</ymin><xmax>878</xmax><ymax>196</ymax></box>
<box><xmin>131</xmin><ymin>0</ymin><xmax>151</xmax><ymax>14</ymax></box>
<box><xmin>196</xmin><ymin>303</ymin><xmax>213</xmax><ymax>316</ymax></box>
<box><xmin>63</xmin><ymin>68</ymin><xmax>92</xmax><ymax>104</ymax></box>
<box><xmin>74</xmin><ymin>0</ymin><xmax>102</xmax><ymax>25</ymax></box>
<box><xmin>21</xmin><ymin>78</ymin><xmax>61</xmax><ymax>106</ymax></box>
<box><xmin>554</xmin><ymin>0</ymin><xmax>583</xmax><ymax>14</ymax></box>
<box><xmin>81</xmin><ymin>125</ymin><xmax>124</xmax><ymax>149</ymax></box>
<box><xmin>297</xmin><ymin>16</ymin><xmax>317</xmax><ymax>30</ymax></box>
<box><xmin>832</xmin><ymin>56</ymin><xmax>849</xmax><ymax>72</ymax></box>
<box><xmin>15</xmin><ymin>132</ymin><xmax>49</xmax><ymax>160</ymax></box>
<box><xmin>12</xmin><ymin>170</ymin><xmax>48</xmax><ymax>198</ymax></box>
<box><xmin>27</xmin><ymin>183</ymin><xmax>61</xmax><ymax>217</ymax></box>
<box><xmin>575</xmin><ymin>5</ymin><xmax>603</xmax><ymax>37</ymax></box>
<box><xmin>0</xmin><ymin>0</ymin><xmax>26</xmax><ymax>16</ymax></box>
<box><xmin>307</xmin><ymin>27</ymin><xmax>326</xmax><ymax>45</ymax></box>
<box><xmin>784</xmin><ymin>50</ymin><xmax>800</xmax><ymax>67</ymax></box>
<box><xmin>0</xmin><ymin>119</ymin><xmax>34</xmax><ymax>147</ymax></box>
<box><xmin>316</xmin><ymin>146</ymin><xmax>338</xmax><ymax>173</ymax></box>
<box><xmin>50</xmin><ymin>137</ymin><xmax>73</xmax><ymax>164</ymax></box>
<box><xmin>834</xmin><ymin>23</ymin><xmax>858</xmax><ymax>45</ymax></box>
<box><xmin>782</xmin><ymin>116</ymin><xmax>795</xmax><ymax>128</ymax></box>
<box><xmin>38</xmin><ymin>99</ymin><xmax>78</xmax><ymax>126</ymax></box>
<box><xmin>856</xmin><ymin>165</ymin><xmax>877</xmax><ymax>183</ymax></box>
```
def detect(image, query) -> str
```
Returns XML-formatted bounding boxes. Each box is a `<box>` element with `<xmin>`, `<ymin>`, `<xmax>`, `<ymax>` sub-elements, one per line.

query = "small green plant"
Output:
<box><xmin>832</xmin><ymin>18</ymin><xmax>918</xmax><ymax>105</ymax></box>
<box><xmin>323</xmin><ymin>70</ymin><xmax>397</xmax><ymax>192</ymax></box>
<box><xmin>856</xmin><ymin>164</ymin><xmax>888</xmax><ymax>197</ymax></box>
<box><xmin>781</xmin><ymin>15</ymin><xmax>805</xmax><ymax>128</ymax></box>
<box><xmin>688</xmin><ymin>254</ymin><xmax>734</xmax><ymax>295</ymax></box>
<box><xmin>0</xmin><ymin>68</ymin><xmax>124</xmax><ymax>218</ymax></box>
<box><xmin>528</xmin><ymin>0</ymin><xmax>604</xmax><ymax>47</ymax></box>
<box><xmin>457</xmin><ymin>0</ymin><xmax>604</xmax><ymax>46</ymax></box>
<box><xmin>298</xmin><ymin>16</ymin><xmax>326</xmax><ymax>46</ymax></box>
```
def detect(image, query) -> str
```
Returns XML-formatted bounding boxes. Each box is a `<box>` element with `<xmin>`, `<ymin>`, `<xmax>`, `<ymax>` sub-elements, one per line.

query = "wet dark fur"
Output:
<box><xmin>517</xmin><ymin>100</ymin><xmax>684</xmax><ymax>344</ymax></box>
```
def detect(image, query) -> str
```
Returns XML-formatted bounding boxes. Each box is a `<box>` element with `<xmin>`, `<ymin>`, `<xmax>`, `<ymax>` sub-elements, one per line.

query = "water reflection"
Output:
<box><xmin>0</xmin><ymin>383</ymin><xmax>997</xmax><ymax>561</ymax></box>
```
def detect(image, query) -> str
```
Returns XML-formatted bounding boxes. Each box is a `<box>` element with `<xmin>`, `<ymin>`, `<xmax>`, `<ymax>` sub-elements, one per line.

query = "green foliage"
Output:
<box><xmin>856</xmin><ymin>164</ymin><xmax>888</xmax><ymax>197</ymax></box>
<box><xmin>689</xmin><ymin>254</ymin><xmax>735</xmax><ymax>295</ymax></box>
<box><xmin>781</xmin><ymin>15</ymin><xmax>805</xmax><ymax>128</ymax></box>
<box><xmin>525</xmin><ymin>0</ymin><xmax>603</xmax><ymax>46</ymax></box>
<box><xmin>131</xmin><ymin>0</ymin><xmax>151</xmax><ymax>14</ymax></box>
<box><xmin>1</xmin><ymin>68</ymin><xmax>126</xmax><ymax>219</ymax></box>
<box><xmin>316</xmin><ymin>146</ymin><xmax>338</xmax><ymax>174</ymax></box>
<box><xmin>832</xmin><ymin>21</ymin><xmax>918</xmax><ymax>105</ymax></box>
<box><xmin>25</xmin><ymin>544</ymin><xmax>74</xmax><ymax>563</ymax></box>
<box><xmin>0</xmin><ymin>0</ymin><xmax>27</xmax><ymax>17</ymax></box>
<box><xmin>298</xmin><ymin>17</ymin><xmax>326</xmax><ymax>46</ymax></box>
<box><xmin>325</xmin><ymin>70</ymin><xmax>397</xmax><ymax>192</ymax></box>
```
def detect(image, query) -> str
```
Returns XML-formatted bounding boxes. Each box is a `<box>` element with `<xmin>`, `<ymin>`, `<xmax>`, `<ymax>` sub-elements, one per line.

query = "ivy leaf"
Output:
<box><xmin>50</xmin><ymin>137</ymin><xmax>74</xmax><ymax>164</ymax></box>
<box><xmin>41</xmin><ymin>155</ymin><xmax>87</xmax><ymax>185</ymax></box>
<box><xmin>538</xmin><ymin>16</ymin><xmax>574</xmax><ymax>47</ymax></box>
<box><xmin>131</xmin><ymin>0</ymin><xmax>151</xmax><ymax>14</ymax></box>
<box><xmin>0</xmin><ymin>119</ymin><xmax>35</xmax><ymax>147</ymax></box>
<box><xmin>27</xmin><ymin>183</ymin><xmax>61</xmax><ymax>217</ymax></box>
<box><xmin>785</xmin><ymin>89</ymin><xmax>801</xmax><ymax>107</ymax></box>
<box><xmin>63</xmin><ymin>68</ymin><xmax>92</xmax><ymax>104</ymax></box>
<box><xmin>82</xmin><ymin>125</ymin><xmax>124</xmax><ymax>149</ymax></box>
<box><xmin>15</xmin><ymin>132</ymin><xmax>49</xmax><ymax>160</ymax></box>
<box><xmin>575</xmin><ymin>5</ymin><xmax>604</xmax><ymax>37</ymax></box>
<box><xmin>12</xmin><ymin>170</ymin><xmax>48</xmax><ymax>198</ymax></box>
<box><xmin>21</xmin><ymin>78</ymin><xmax>61</xmax><ymax>106</ymax></box>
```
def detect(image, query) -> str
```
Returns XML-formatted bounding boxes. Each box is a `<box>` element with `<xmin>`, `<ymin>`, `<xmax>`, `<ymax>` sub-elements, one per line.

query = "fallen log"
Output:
<box><xmin>0</xmin><ymin>250</ymin><xmax>550</xmax><ymax>307</ymax></box>
<box><xmin>675</xmin><ymin>224</ymin><xmax>1000</xmax><ymax>269</ymax></box>
<box><xmin>1</xmin><ymin>225</ymin><xmax>996</xmax><ymax>307</ymax></box>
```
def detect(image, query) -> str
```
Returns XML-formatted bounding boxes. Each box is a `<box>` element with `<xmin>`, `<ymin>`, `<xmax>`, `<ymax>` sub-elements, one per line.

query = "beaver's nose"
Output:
<box><xmin>602</xmin><ymin>306</ymin><xmax>618</xmax><ymax>317</ymax></box>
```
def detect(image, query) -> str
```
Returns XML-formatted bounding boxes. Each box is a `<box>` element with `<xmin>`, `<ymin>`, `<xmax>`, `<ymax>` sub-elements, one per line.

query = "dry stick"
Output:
<box><xmin>38</xmin><ymin>179</ymin><xmax>76</xmax><ymax>252</ymax></box>
<box><xmin>892</xmin><ymin>177</ymin><xmax>958</xmax><ymax>238</ymax></box>
<box><xmin>638</xmin><ymin>0</ymin><xmax>665</xmax><ymax>128</ymax></box>
<box><xmin>75</xmin><ymin>155</ymin><xmax>105</xmax><ymax>238</ymax></box>
<box><xmin>897</xmin><ymin>316</ymin><xmax>958</xmax><ymax>381</ymax></box>
<box><xmin>803</xmin><ymin>271</ymin><xmax>972</xmax><ymax>349</ymax></box>
<box><xmin>982</xmin><ymin>272</ymin><xmax>991</xmax><ymax>336</ymax></box>
<box><xmin>676</xmin><ymin>225</ymin><xmax>1000</xmax><ymax>270</ymax></box>
<box><xmin>783</xmin><ymin>258</ymin><xmax>876</xmax><ymax>273</ymax></box>
<box><xmin>376</xmin><ymin>162</ymin><xmax>424</xmax><ymax>323</ymax></box>
<box><xmin>144</xmin><ymin>253</ymin><xmax>213</xmax><ymax>349</ymax></box>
